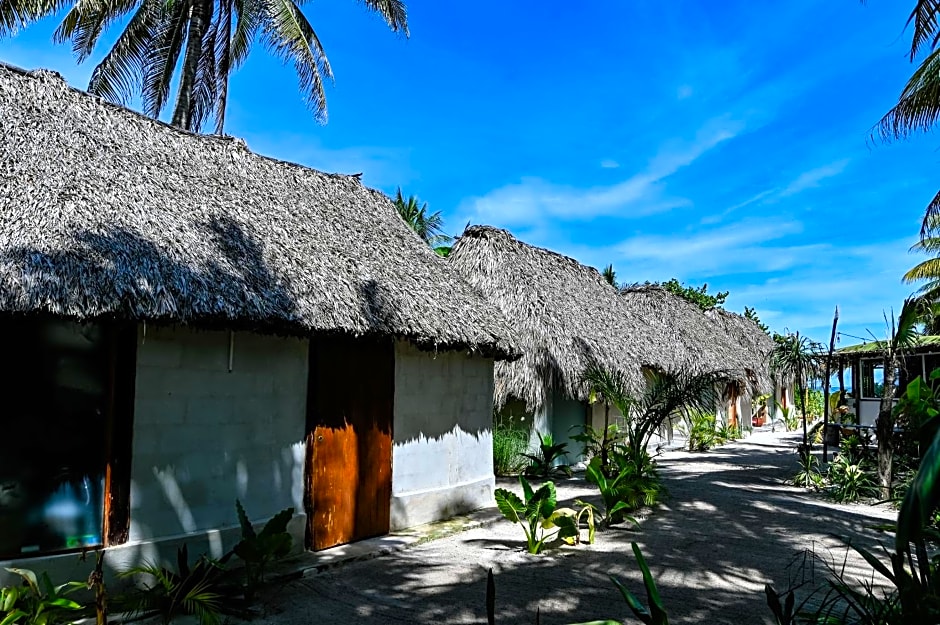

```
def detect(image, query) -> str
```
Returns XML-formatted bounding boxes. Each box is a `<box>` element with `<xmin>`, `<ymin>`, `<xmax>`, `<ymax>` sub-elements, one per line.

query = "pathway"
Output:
<box><xmin>251</xmin><ymin>431</ymin><xmax>897</xmax><ymax>624</ymax></box>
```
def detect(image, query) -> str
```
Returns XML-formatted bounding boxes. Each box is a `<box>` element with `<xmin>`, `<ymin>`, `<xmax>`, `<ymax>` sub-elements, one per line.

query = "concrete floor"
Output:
<box><xmin>246</xmin><ymin>431</ymin><xmax>897</xmax><ymax>625</ymax></box>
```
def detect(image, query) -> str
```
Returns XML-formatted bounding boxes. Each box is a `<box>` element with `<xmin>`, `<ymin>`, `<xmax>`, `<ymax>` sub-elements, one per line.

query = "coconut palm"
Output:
<box><xmin>601</xmin><ymin>264</ymin><xmax>617</xmax><ymax>287</ymax></box>
<box><xmin>876</xmin><ymin>2</ymin><xmax>940</xmax><ymax>235</ymax></box>
<box><xmin>393</xmin><ymin>188</ymin><xmax>452</xmax><ymax>251</ymax></box>
<box><xmin>0</xmin><ymin>0</ymin><xmax>408</xmax><ymax>133</ymax></box>
<box><xmin>870</xmin><ymin>298</ymin><xmax>922</xmax><ymax>498</ymax></box>
<box><xmin>583</xmin><ymin>364</ymin><xmax>723</xmax><ymax>471</ymax></box>
<box><xmin>768</xmin><ymin>332</ymin><xmax>823</xmax><ymax>448</ymax></box>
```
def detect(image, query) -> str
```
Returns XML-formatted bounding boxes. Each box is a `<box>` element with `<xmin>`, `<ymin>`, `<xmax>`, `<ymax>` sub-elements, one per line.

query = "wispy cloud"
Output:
<box><xmin>459</xmin><ymin>116</ymin><xmax>745</xmax><ymax>227</ymax></box>
<box><xmin>600</xmin><ymin>159</ymin><xmax>620</xmax><ymax>169</ymax></box>
<box><xmin>779</xmin><ymin>159</ymin><xmax>850</xmax><ymax>197</ymax></box>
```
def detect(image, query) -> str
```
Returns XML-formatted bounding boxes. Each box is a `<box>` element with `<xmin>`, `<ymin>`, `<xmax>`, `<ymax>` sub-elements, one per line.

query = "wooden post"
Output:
<box><xmin>823</xmin><ymin>306</ymin><xmax>839</xmax><ymax>462</ymax></box>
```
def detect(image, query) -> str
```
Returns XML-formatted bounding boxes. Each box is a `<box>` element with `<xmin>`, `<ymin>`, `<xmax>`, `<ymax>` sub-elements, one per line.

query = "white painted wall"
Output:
<box><xmin>130</xmin><ymin>326</ymin><xmax>308</xmax><ymax>553</ymax></box>
<box><xmin>0</xmin><ymin>326</ymin><xmax>309</xmax><ymax>582</ymax></box>
<box><xmin>390</xmin><ymin>342</ymin><xmax>495</xmax><ymax>530</ymax></box>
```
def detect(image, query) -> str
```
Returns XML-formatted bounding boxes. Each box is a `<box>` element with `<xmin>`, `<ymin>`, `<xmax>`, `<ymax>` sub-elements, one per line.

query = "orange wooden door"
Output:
<box><xmin>306</xmin><ymin>336</ymin><xmax>394</xmax><ymax>551</ymax></box>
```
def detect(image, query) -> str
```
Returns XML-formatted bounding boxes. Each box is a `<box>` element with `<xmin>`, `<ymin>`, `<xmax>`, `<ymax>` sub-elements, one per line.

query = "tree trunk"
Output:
<box><xmin>877</xmin><ymin>356</ymin><xmax>898</xmax><ymax>499</ymax></box>
<box><xmin>799</xmin><ymin>380</ymin><xmax>808</xmax><ymax>447</ymax></box>
<box><xmin>601</xmin><ymin>401</ymin><xmax>610</xmax><ymax>472</ymax></box>
<box><xmin>171</xmin><ymin>0</ymin><xmax>210</xmax><ymax>130</ymax></box>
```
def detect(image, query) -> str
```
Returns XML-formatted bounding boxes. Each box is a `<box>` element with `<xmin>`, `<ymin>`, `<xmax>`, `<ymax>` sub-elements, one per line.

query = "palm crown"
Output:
<box><xmin>1</xmin><ymin>0</ymin><xmax>408</xmax><ymax>133</ymax></box>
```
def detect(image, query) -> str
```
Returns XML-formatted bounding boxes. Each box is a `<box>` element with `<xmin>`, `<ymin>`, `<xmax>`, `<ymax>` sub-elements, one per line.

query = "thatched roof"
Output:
<box><xmin>449</xmin><ymin>226</ymin><xmax>769</xmax><ymax>411</ymax></box>
<box><xmin>0</xmin><ymin>64</ymin><xmax>517</xmax><ymax>359</ymax></box>
<box><xmin>837</xmin><ymin>335</ymin><xmax>940</xmax><ymax>356</ymax></box>
<box><xmin>621</xmin><ymin>285</ymin><xmax>773</xmax><ymax>395</ymax></box>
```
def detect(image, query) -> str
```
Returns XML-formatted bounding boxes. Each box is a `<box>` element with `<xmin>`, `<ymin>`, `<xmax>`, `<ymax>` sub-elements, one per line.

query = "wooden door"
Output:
<box><xmin>305</xmin><ymin>336</ymin><xmax>394</xmax><ymax>551</ymax></box>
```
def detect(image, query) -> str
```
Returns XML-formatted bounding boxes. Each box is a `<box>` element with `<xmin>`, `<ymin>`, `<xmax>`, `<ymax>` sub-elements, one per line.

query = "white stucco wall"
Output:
<box><xmin>390</xmin><ymin>342</ymin><xmax>495</xmax><ymax>530</ymax></box>
<box><xmin>129</xmin><ymin>326</ymin><xmax>308</xmax><ymax>552</ymax></box>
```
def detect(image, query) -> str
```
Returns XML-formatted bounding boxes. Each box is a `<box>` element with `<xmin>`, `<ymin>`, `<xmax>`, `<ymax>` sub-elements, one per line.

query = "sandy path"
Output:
<box><xmin>251</xmin><ymin>431</ymin><xmax>896</xmax><ymax>624</ymax></box>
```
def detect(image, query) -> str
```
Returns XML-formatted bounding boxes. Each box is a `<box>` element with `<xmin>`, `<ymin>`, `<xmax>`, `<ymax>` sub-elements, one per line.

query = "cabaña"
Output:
<box><xmin>0</xmin><ymin>64</ymin><xmax>518</xmax><ymax>576</ymax></box>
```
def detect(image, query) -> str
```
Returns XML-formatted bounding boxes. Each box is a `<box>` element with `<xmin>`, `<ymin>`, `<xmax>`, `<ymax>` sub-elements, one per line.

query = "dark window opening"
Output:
<box><xmin>0</xmin><ymin>320</ymin><xmax>132</xmax><ymax>559</ymax></box>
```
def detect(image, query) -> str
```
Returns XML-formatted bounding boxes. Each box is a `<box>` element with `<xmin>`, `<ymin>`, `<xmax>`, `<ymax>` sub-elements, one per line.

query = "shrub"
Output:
<box><xmin>685</xmin><ymin>411</ymin><xmax>718</xmax><ymax>451</ymax></box>
<box><xmin>522</xmin><ymin>432</ymin><xmax>572</xmax><ymax>478</ymax></box>
<box><xmin>826</xmin><ymin>453</ymin><xmax>877</xmax><ymax>503</ymax></box>
<box><xmin>492</xmin><ymin>425</ymin><xmax>528</xmax><ymax>476</ymax></box>
<box><xmin>493</xmin><ymin>475</ymin><xmax>592</xmax><ymax>554</ymax></box>
<box><xmin>0</xmin><ymin>568</ymin><xmax>84</xmax><ymax>625</ymax></box>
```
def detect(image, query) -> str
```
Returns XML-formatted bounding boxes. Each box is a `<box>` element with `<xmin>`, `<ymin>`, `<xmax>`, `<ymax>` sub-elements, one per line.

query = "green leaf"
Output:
<box><xmin>850</xmin><ymin>543</ymin><xmax>896</xmax><ymax>583</ymax></box>
<box><xmin>519</xmin><ymin>474</ymin><xmax>534</xmax><ymax>504</ymax></box>
<box><xmin>258</xmin><ymin>507</ymin><xmax>294</xmax><ymax>539</ymax></box>
<box><xmin>494</xmin><ymin>489</ymin><xmax>526</xmax><ymax>524</ymax></box>
<box><xmin>526</xmin><ymin>482</ymin><xmax>557</xmax><ymax>520</ymax></box>
<box><xmin>0</xmin><ymin>609</ymin><xmax>27</xmax><ymax>625</ymax></box>
<box><xmin>632</xmin><ymin>542</ymin><xmax>668</xmax><ymax>624</ymax></box>
<box><xmin>236</xmin><ymin>499</ymin><xmax>256</xmax><ymax>540</ymax></box>
<box><xmin>5</xmin><ymin>569</ymin><xmax>37</xmax><ymax>592</ymax></box>
<box><xmin>46</xmin><ymin>597</ymin><xmax>82</xmax><ymax>610</ymax></box>
<box><xmin>897</xmin><ymin>425</ymin><xmax>940</xmax><ymax>551</ymax></box>
<box><xmin>610</xmin><ymin>574</ymin><xmax>652</xmax><ymax>624</ymax></box>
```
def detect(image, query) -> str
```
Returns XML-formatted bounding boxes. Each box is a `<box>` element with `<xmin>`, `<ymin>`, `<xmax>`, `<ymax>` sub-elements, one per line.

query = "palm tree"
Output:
<box><xmin>601</xmin><ymin>264</ymin><xmax>617</xmax><ymax>287</ymax></box>
<box><xmin>1</xmin><ymin>0</ymin><xmax>407</xmax><ymax>133</ymax></box>
<box><xmin>393</xmin><ymin>188</ymin><xmax>452</xmax><ymax>252</ymax></box>
<box><xmin>584</xmin><ymin>364</ymin><xmax>723</xmax><ymax>470</ymax></box>
<box><xmin>769</xmin><ymin>333</ymin><xmax>823</xmax><ymax>449</ymax></box>
<box><xmin>870</xmin><ymin>298</ymin><xmax>922</xmax><ymax>498</ymax></box>
<box><xmin>876</xmin><ymin>2</ymin><xmax>940</xmax><ymax>235</ymax></box>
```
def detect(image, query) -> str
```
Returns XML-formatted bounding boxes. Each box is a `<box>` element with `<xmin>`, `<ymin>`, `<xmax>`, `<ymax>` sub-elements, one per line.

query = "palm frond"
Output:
<box><xmin>260</xmin><ymin>0</ymin><xmax>332</xmax><ymax>121</ymax></box>
<box><xmin>583</xmin><ymin>364</ymin><xmax>633</xmax><ymax>417</ymax></box>
<box><xmin>1</xmin><ymin>0</ymin><xmax>64</xmax><ymax>36</ymax></box>
<box><xmin>894</xmin><ymin>297</ymin><xmax>924</xmax><ymax>351</ymax></box>
<box><xmin>54</xmin><ymin>0</ymin><xmax>141</xmax><ymax>62</ymax></box>
<box><xmin>906</xmin><ymin>0</ymin><xmax>940</xmax><ymax>60</ymax></box>
<box><xmin>877</xmin><ymin>46</ymin><xmax>940</xmax><ymax>141</ymax></box>
<box><xmin>921</xmin><ymin>190</ymin><xmax>940</xmax><ymax>238</ymax></box>
<box><xmin>190</xmin><ymin>8</ymin><xmax>221</xmax><ymax>132</ymax></box>
<box><xmin>141</xmin><ymin>0</ymin><xmax>189</xmax><ymax>118</ymax></box>
<box><xmin>904</xmin><ymin>257</ymin><xmax>940</xmax><ymax>283</ymax></box>
<box><xmin>358</xmin><ymin>0</ymin><xmax>408</xmax><ymax>35</ymax></box>
<box><xmin>86</xmin><ymin>0</ymin><xmax>162</xmax><ymax>104</ymax></box>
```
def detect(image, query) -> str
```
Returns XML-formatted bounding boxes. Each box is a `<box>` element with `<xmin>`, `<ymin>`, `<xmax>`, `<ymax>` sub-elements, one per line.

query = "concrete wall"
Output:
<box><xmin>128</xmin><ymin>326</ymin><xmax>309</xmax><ymax>561</ymax></box>
<box><xmin>551</xmin><ymin>392</ymin><xmax>588</xmax><ymax>464</ymax></box>
<box><xmin>0</xmin><ymin>325</ymin><xmax>309</xmax><ymax>583</ymax></box>
<box><xmin>390</xmin><ymin>342</ymin><xmax>495</xmax><ymax>530</ymax></box>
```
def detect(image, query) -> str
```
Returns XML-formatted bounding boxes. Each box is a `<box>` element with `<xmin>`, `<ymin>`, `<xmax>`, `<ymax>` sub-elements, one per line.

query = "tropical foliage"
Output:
<box><xmin>602</xmin><ymin>264</ymin><xmax>618</xmax><ymax>287</ymax></box>
<box><xmin>493</xmin><ymin>475</ymin><xmax>592</xmax><ymax>554</ymax></box>
<box><xmin>0</xmin><ymin>0</ymin><xmax>408</xmax><ymax>133</ymax></box>
<box><xmin>659</xmin><ymin>278</ymin><xmax>728</xmax><ymax>311</ymax></box>
<box><xmin>522</xmin><ymin>432</ymin><xmax>572</xmax><ymax>478</ymax></box>
<box><xmin>769</xmin><ymin>333</ymin><xmax>823</xmax><ymax>447</ymax></box>
<box><xmin>393</xmin><ymin>188</ymin><xmax>452</xmax><ymax>254</ymax></box>
<box><xmin>0</xmin><ymin>568</ymin><xmax>83</xmax><ymax>625</ymax></box>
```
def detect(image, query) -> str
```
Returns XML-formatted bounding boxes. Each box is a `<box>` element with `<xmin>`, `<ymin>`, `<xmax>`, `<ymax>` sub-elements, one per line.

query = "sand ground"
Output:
<box><xmin>248</xmin><ymin>430</ymin><xmax>897</xmax><ymax>624</ymax></box>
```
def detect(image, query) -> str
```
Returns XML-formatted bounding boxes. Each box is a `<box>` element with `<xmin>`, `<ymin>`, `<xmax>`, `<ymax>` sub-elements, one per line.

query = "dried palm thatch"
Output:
<box><xmin>620</xmin><ymin>284</ymin><xmax>772</xmax><ymax>395</ymax></box>
<box><xmin>449</xmin><ymin>226</ymin><xmax>767</xmax><ymax>412</ymax></box>
<box><xmin>0</xmin><ymin>64</ymin><xmax>517</xmax><ymax>359</ymax></box>
<box><xmin>706</xmin><ymin>307</ymin><xmax>775</xmax><ymax>392</ymax></box>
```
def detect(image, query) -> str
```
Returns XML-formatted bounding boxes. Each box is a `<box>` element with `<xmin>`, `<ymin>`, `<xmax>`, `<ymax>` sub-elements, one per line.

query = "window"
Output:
<box><xmin>0</xmin><ymin>320</ymin><xmax>135</xmax><ymax>558</ymax></box>
<box><xmin>860</xmin><ymin>359</ymin><xmax>899</xmax><ymax>399</ymax></box>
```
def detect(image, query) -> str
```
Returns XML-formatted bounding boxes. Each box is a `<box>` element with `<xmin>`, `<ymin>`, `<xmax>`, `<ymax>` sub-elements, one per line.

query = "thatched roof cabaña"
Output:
<box><xmin>705</xmin><ymin>307</ymin><xmax>775</xmax><ymax>394</ymax></box>
<box><xmin>0</xmin><ymin>64</ymin><xmax>517</xmax><ymax>359</ymax></box>
<box><xmin>449</xmin><ymin>226</ymin><xmax>762</xmax><ymax>412</ymax></box>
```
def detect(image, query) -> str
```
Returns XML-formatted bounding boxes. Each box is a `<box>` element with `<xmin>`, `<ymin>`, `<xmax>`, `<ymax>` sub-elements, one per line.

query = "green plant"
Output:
<box><xmin>826</xmin><ymin>453</ymin><xmax>877</xmax><ymax>503</ymax></box>
<box><xmin>0</xmin><ymin>568</ymin><xmax>83</xmax><ymax>625</ymax></box>
<box><xmin>492</xmin><ymin>425</ymin><xmax>529</xmax><ymax>476</ymax></box>
<box><xmin>493</xmin><ymin>475</ymin><xmax>575</xmax><ymax>554</ymax></box>
<box><xmin>792</xmin><ymin>452</ymin><xmax>824</xmax><ymax>490</ymax></box>
<box><xmin>583</xmin><ymin>365</ymin><xmax>723</xmax><ymax>473</ymax></box>
<box><xmin>776</xmin><ymin>402</ymin><xmax>798</xmax><ymax>432</ymax></box>
<box><xmin>609</xmin><ymin>543</ymin><xmax>669</xmax><ymax>625</ymax></box>
<box><xmin>685</xmin><ymin>411</ymin><xmax>718</xmax><ymax>452</ymax></box>
<box><xmin>523</xmin><ymin>432</ymin><xmax>571</xmax><ymax>479</ymax></box>
<box><xmin>716</xmin><ymin>422</ymin><xmax>740</xmax><ymax>442</ymax></box>
<box><xmin>584</xmin><ymin>454</ymin><xmax>652</xmax><ymax>528</ymax></box>
<box><xmin>119</xmin><ymin>545</ymin><xmax>232</xmax><ymax>625</ymax></box>
<box><xmin>233</xmin><ymin>501</ymin><xmax>294</xmax><ymax>598</ymax></box>
<box><xmin>571</xmin><ymin>423</ymin><xmax>627</xmax><ymax>476</ymax></box>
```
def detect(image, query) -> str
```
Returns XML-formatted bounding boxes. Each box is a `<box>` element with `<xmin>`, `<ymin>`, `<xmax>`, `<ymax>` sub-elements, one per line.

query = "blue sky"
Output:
<box><xmin>2</xmin><ymin>1</ymin><xmax>937</xmax><ymax>346</ymax></box>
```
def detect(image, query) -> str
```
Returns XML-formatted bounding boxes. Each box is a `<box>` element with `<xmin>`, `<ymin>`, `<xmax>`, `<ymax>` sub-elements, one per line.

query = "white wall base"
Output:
<box><xmin>390</xmin><ymin>476</ymin><xmax>494</xmax><ymax>530</ymax></box>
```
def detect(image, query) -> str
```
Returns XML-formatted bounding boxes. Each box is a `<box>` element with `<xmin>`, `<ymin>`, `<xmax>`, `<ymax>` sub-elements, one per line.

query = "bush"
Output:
<box><xmin>686</xmin><ymin>411</ymin><xmax>718</xmax><ymax>451</ymax></box>
<box><xmin>493</xmin><ymin>425</ymin><xmax>528</xmax><ymax>476</ymax></box>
